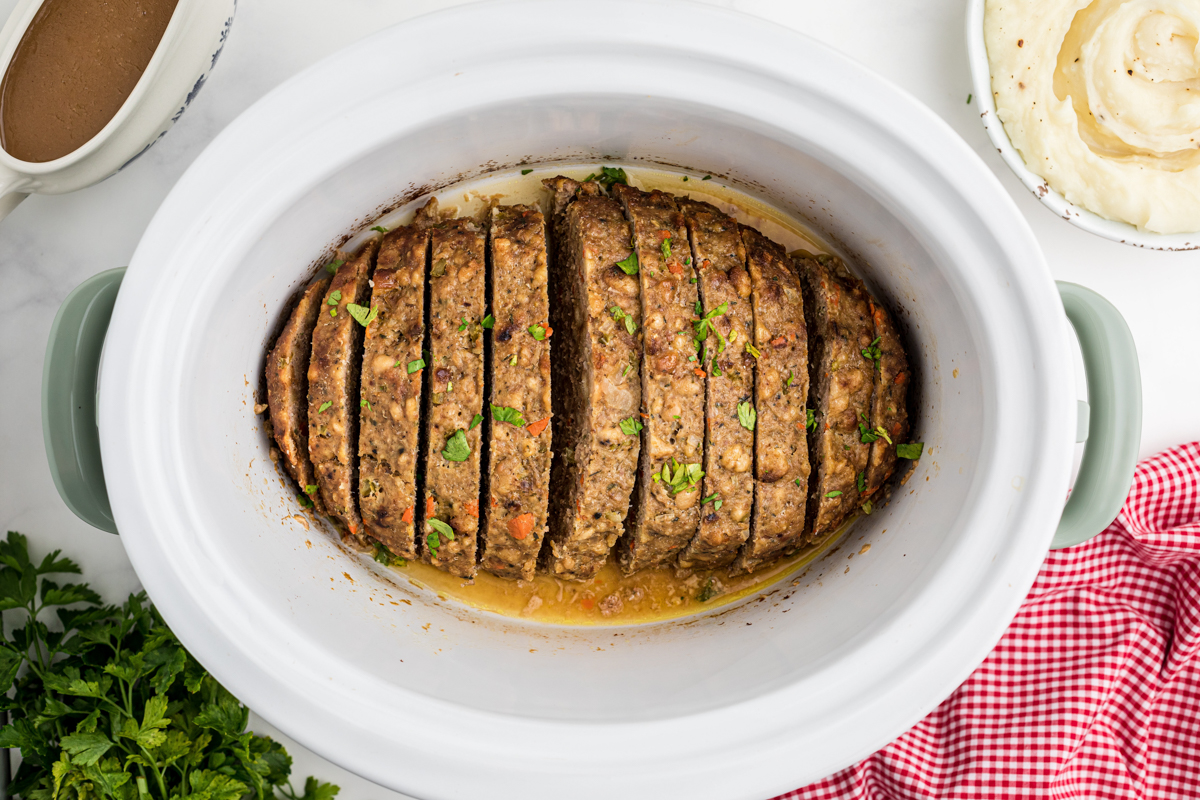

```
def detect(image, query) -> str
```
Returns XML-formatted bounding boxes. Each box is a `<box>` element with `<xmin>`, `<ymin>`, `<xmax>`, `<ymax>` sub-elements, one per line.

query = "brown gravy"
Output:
<box><xmin>0</xmin><ymin>0</ymin><xmax>178</xmax><ymax>163</ymax></box>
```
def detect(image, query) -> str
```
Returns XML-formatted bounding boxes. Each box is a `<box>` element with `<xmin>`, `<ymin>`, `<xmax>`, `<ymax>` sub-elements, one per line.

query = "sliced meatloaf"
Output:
<box><xmin>863</xmin><ymin>295</ymin><xmax>911</xmax><ymax>501</ymax></box>
<box><xmin>729</xmin><ymin>227</ymin><xmax>810</xmax><ymax>575</ymax></box>
<box><xmin>481</xmin><ymin>204</ymin><xmax>553</xmax><ymax>581</ymax></box>
<box><xmin>309</xmin><ymin>239</ymin><xmax>379</xmax><ymax>535</ymax></box>
<box><xmin>611</xmin><ymin>184</ymin><xmax>704</xmax><ymax>574</ymax></box>
<box><xmin>357</xmin><ymin>224</ymin><xmax>430</xmax><ymax>560</ymax></box>
<box><xmin>423</xmin><ymin>216</ymin><xmax>487</xmax><ymax>578</ymax></box>
<box><xmin>797</xmin><ymin>253</ymin><xmax>875</xmax><ymax>542</ymax></box>
<box><xmin>541</xmin><ymin>176</ymin><xmax>641</xmax><ymax>581</ymax></box>
<box><xmin>267</xmin><ymin>276</ymin><xmax>331</xmax><ymax>513</ymax></box>
<box><xmin>675</xmin><ymin>198</ymin><xmax>755</xmax><ymax>571</ymax></box>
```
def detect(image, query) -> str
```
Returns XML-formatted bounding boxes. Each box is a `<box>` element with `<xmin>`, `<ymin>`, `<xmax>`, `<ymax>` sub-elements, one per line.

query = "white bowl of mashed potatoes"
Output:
<box><xmin>969</xmin><ymin>0</ymin><xmax>1200</xmax><ymax>247</ymax></box>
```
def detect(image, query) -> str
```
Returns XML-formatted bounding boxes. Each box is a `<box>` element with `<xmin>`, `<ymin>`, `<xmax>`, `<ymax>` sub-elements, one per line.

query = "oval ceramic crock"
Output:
<box><xmin>42</xmin><ymin>2</ymin><xmax>1142</xmax><ymax>798</ymax></box>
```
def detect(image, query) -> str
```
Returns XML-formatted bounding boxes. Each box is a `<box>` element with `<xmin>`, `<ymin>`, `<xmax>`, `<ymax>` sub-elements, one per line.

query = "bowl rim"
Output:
<box><xmin>98</xmin><ymin>1</ymin><xmax>1076</xmax><ymax>797</ymax></box>
<box><xmin>964</xmin><ymin>0</ymin><xmax>1200</xmax><ymax>251</ymax></box>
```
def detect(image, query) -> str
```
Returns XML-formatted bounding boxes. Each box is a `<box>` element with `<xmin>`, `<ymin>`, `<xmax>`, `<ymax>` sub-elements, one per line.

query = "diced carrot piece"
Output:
<box><xmin>894</xmin><ymin>371</ymin><xmax>907</xmax><ymax>385</ymax></box>
<box><xmin>770</xmin><ymin>336</ymin><xmax>787</xmax><ymax>347</ymax></box>
<box><xmin>581</xmin><ymin>597</ymin><xmax>595</xmax><ymax>610</ymax></box>
<box><xmin>669</xmin><ymin>262</ymin><xmax>683</xmax><ymax>275</ymax></box>
<box><xmin>526</xmin><ymin>417</ymin><xmax>550</xmax><ymax>437</ymax></box>
<box><xmin>508</xmin><ymin>512</ymin><xmax>535</xmax><ymax>540</ymax></box>
<box><xmin>465</xmin><ymin>499</ymin><xmax>479</xmax><ymax>518</ymax></box>
<box><xmin>401</xmin><ymin>505</ymin><xmax>415</xmax><ymax>524</ymax></box>
<box><xmin>347</xmin><ymin>522</ymin><xmax>358</xmax><ymax>535</ymax></box>
<box><xmin>544</xmin><ymin>325</ymin><xmax>553</xmax><ymax>338</ymax></box>
<box><xmin>693</xmin><ymin>368</ymin><xmax>706</xmax><ymax>378</ymax></box>
<box><xmin>425</xmin><ymin>497</ymin><xmax>436</xmax><ymax>519</ymax></box>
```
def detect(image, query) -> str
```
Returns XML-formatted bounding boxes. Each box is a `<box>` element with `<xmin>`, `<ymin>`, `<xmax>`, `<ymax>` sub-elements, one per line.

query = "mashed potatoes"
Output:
<box><xmin>986</xmin><ymin>0</ymin><xmax>1200</xmax><ymax>233</ymax></box>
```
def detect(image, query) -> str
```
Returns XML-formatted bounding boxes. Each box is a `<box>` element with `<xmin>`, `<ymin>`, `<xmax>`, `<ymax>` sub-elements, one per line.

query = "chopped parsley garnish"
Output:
<box><xmin>426</xmin><ymin>518</ymin><xmax>456</xmax><ymax>557</ymax></box>
<box><xmin>611</xmin><ymin>306</ymin><xmax>637</xmax><ymax>335</ymax></box>
<box><xmin>318</xmin><ymin>401</ymin><xmax>332</xmax><ymax>413</ymax></box>
<box><xmin>458</xmin><ymin>317</ymin><xmax>469</xmax><ymax>331</ymax></box>
<box><xmin>967</xmin><ymin>93</ymin><xmax>973</xmax><ymax>104</ymax></box>
<box><xmin>714</xmin><ymin>499</ymin><xmax>724</xmax><ymax>511</ymax></box>
<box><xmin>745</xmin><ymin>342</ymin><xmax>761</xmax><ymax>359</ymax></box>
<box><xmin>693</xmin><ymin>301</ymin><xmax>730</xmax><ymax>353</ymax></box>
<box><xmin>491</xmin><ymin>404</ymin><xmax>526</xmax><ymax>426</ymax></box>
<box><xmin>825</xmin><ymin>491</ymin><xmax>843</xmax><ymax>498</ymax></box>
<box><xmin>653</xmin><ymin>459</ymin><xmax>704</xmax><ymax>495</ymax></box>
<box><xmin>619</xmin><ymin>417</ymin><xmax>644</xmax><ymax>436</ymax></box>
<box><xmin>407</xmin><ymin>358</ymin><xmax>425</xmax><ymax>374</ymax></box>
<box><xmin>528</xmin><ymin>323</ymin><xmax>547</xmax><ymax>341</ymax></box>
<box><xmin>298</xmin><ymin>493</ymin><xmax>313</xmax><ymax>509</ymax></box>
<box><xmin>694</xmin><ymin>300</ymin><xmax>703</xmax><ymax>316</ymax></box>
<box><xmin>325</xmin><ymin>260</ymin><xmax>344</xmax><ymax>275</ymax></box>
<box><xmin>701</xmin><ymin>492</ymin><xmax>720</xmax><ymax>506</ymax></box>
<box><xmin>373</xmin><ymin>540</ymin><xmax>405</xmax><ymax>566</ymax></box>
<box><xmin>806</xmin><ymin>408</ymin><xmax>816</xmax><ymax>431</ymax></box>
<box><xmin>682</xmin><ymin>176</ymin><xmax>689</xmax><ymax>182</ymax></box>
<box><xmin>521</xmin><ymin>168</ymin><xmax>534</xmax><ymax>175</ymax></box>
<box><xmin>482</xmin><ymin>314</ymin><xmax>494</xmax><ymax>329</ymax></box>
<box><xmin>622</xmin><ymin>363</ymin><xmax>635</xmax><ymax>378</ymax></box>
<box><xmin>582</xmin><ymin>166</ymin><xmax>628</xmax><ymax>189</ymax></box>
<box><xmin>861</xmin><ymin>337</ymin><xmax>882</xmax><ymax>369</ymax></box>
<box><xmin>370</xmin><ymin>225</ymin><xmax>388</xmax><ymax>233</ymax></box>
<box><xmin>737</xmin><ymin>401</ymin><xmax>756</xmax><ymax>432</ymax></box>
<box><xmin>896</xmin><ymin>442</ymin><xmax>924</xmax><ymax>460</ymax></box>
<box><xmin>509</xmin><ymin>353</ymin><xmax>519</xmax><ymax>366</ymax></box>
<box><xmin>697</xmin><ymin>578</ymin><xmax>718</xmax><ymax>602</ymax></box>
<box><xmin>856</xmin><ymin>471</ymin><xmax>866</xmax><ymax>493</ymax></box>
<box><xmin>702</xmin><ymin>175</ymin><xmax>712</xmax><ymax>181</ymax></box>
<box><xmin>858</xmin><ymin>413</ymin><xmax>893</xmax><ymax>445</ymax></box>
<box><xmin>794</xmin><ymin>478</ymin><xmax>802</xmax><ymax>487</ymax></box>
<box><xmin>361</xmin><ymin>398</ymin><xmax>372</xmax><ymax>410</ymax></box>
<box><xmin>469</xmin><ymin>413</ymin><xmax>483</xmax><ymax>430</ymax></box>
<box><xmin>327</xmin><ymin>289</ymin><xmax>341</xmax><ymax>316</ymax></box>
<box><xmin>786</xmin><ymin>371</ymin><xmax>795</xmax><ymax>387</ymax></box>
<box><xmin>661</xmin><ymin>238</ymin><xmax>672</xmax><ymax>259</ymax></box>
<box><xmin>441</xmin><ymin>429</ymin><xmax>471</xmax><ymax>462</ymax></box>
<box><xmin>347</xmin><ymin>303</ymin><xmax>379</xmax><ymax>327</ymax></box>
<box><xmin>304</xmin><ymin>484</ymin><xmax>318</xmax><ymax>496</ymax></box>
<box><xmin>616</xmin><ymin>251</ymin><xmax>639</xmax><ymax>275</ymax></box>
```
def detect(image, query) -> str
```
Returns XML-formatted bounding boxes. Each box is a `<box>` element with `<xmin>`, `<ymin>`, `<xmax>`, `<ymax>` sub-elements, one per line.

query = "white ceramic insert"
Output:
<box><xmin>97</xmin><ymin>2</ymin><xmax>1079</xmax><ymax>797</ymax></box>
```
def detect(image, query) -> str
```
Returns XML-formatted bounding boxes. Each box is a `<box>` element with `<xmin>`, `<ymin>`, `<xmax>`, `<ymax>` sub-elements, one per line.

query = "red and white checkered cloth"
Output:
<box><xmin>782</xmin><ymin>442</ymin><xmax>1200</xmax><ymax>800</ymax></box>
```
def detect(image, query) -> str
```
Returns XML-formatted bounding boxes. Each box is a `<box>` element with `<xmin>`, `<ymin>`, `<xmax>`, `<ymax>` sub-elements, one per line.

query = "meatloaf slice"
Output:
<box><xmin>357</xmin><ymin>224</ymin><xmax>430</xmax><ymax>560</ymax></box>
<box><xmin>309</xmin><ymin>239</ymin><xmax>379</xmax><ymax>535</ymax></box>
<box><xmin>267</xmin><ymin>276</ymin><xmax>330</xmax><ymax>513</ymax></box>
<box><xmin>675</xmin><ymin>198</ymin><xmax>755</xmax><ymax>571</ymax></box>
<box><xmin>422</xmin><ymin>217</ymin><xmax>487</xmax><ymax>578</ymax></box>
<box><xmin>541</xmin><ymin>176</ymin><xmax>641</xmax><ymax>581</ymax></box>
<box><xmin>729</xmin><ymin>227</ymin><xmax>810</xmax><ymax>575</ymax></box>
<box><xmin>481</xmin><ymin>204</ymin><xmax>553</xmax><ymax>581</ymax></box>
<box><xmin>863</xmin><ymin>296</ymin><xmax>911</xmax><ymax>501</ymax></box>
<box><xmin>611</xmin><ymin>183</ymin><xmax>705</xmax><ymax>574</ymax></box>
<box><xmin>797</xmin><ymin>253</ymin><xmax>875</xmax><ymax>542</ymax></box>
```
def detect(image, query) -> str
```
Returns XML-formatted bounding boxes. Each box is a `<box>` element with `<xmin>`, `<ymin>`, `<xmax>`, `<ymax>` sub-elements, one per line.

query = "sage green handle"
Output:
<box><xmin>1053</xmin><ymin>281</ymin><xmax>1141</xmax><ymax>549</ymax></box>
<box><xmin>42</xmin><ymin>269</ymin><xmax>125</xmax><ymax>535</ymax></box>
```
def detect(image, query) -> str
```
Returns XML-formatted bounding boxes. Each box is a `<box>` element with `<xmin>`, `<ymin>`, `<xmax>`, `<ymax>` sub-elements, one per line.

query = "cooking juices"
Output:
<box><xmin>0</xmin><ymin>0</ymin><xmax>179</xmax><ymax>163</ymax></box>
<box><xmin>346</xmin><ymin>166</ymin><xmax>860</xmax><ymax>625</ymax></box>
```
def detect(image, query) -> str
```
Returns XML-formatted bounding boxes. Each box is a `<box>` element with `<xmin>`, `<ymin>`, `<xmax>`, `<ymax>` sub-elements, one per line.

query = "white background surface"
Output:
<box><xmin>1</xmin><ymin>0</ymin><xmax>1196</xmax><ymax>796</ymax></box>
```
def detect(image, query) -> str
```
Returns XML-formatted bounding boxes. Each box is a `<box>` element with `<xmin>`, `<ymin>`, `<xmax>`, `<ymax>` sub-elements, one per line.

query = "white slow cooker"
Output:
<box><xmin>42</xmin><ymin>2</ymin><xmax>1142</xmax><ymax>798</ymax></box>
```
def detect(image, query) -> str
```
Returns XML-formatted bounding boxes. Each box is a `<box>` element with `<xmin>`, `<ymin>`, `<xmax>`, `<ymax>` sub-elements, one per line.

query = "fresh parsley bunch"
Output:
<box><xmin>0</xmin><ymin>532</ymin><xmax>338</xmax><ymax>800</ymax></box>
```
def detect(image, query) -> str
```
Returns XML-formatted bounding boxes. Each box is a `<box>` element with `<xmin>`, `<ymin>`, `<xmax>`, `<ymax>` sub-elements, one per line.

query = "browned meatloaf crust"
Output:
<box><xmin>611</xmin><ymin>184</ymin><xmax>705</xmax><ymax>575</ymax></box>
<box><xmin>423</xmin><ymin>217</ymin><xmax>487</xmax><ymax>578</ymax></box>
<box><xmin>675</xmin><ymin>198</ymin><xmax>755</xmax><ymax>571</ymax></box>
<box><xmin>864</xmin><ymin>295</ymin><xmax>911</xmax><ymax>500</ymax></box>
<box><xmin>797</xmin><ymin>253</ymin><xmax>875</xmax><ymax>542</ymax></box>
<box><xmin>481</xmin><ymin>204</ymin><xmax>553</xmax><ymax>581</ymax></box>
<box><xmin>357</xmin><ymin>224</ymin><xmax>430</xmax><ymax>559</ymax></box>
<box><xmin>729</xmin><ymin>227</ymin><xmax>810</xmax><ymax>575</ymax></box>
<box><xmin>542</xmin><ymin>176</ymin><xmax>642</xmax><ymax>581</ymax></box>
<box><xmin>309</xmin><ymin>239</ymin><xmax>379</xmax><ymax>535</ymax></box>
<box><xmin>267</xmin><ymin>276</ymin><xmax>331</xmax><ymax>514</ymax></box>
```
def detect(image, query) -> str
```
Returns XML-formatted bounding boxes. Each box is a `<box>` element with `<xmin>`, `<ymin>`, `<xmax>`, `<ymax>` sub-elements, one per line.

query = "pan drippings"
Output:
<box><xmin>0</xmin><ymin>0</ymin><xmax>179</xmax><ymax>163</ymax></box>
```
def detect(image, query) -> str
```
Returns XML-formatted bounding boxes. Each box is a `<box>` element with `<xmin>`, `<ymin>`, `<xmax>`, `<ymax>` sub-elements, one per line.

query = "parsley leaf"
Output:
<box><xmin>304</xmin><ymin>484</ymin><xmax>318</xmax><ymax>495</ymax></box>
<box><xmin>825</xmin><ymin>491</ymin><xmax>843</xmax><ymax>498</ymax></box>
<box><xmin>482</xmin><ymin>314</ymin><xmax>494</xmax><ymax>329</ymax></box>
<box><xmin>325</xmin><ymin>260</ymin><xmax>344</xmax><ymax>275</ymax></box>
<box><xmin>693</xmin><ymin>302</ymin><xmax>730</xmax><ymax>353</ymax></box>
<box><xmin>441</xmin><ymin>429</ymin><xmax>471</xmax><ymax>462</ymax></box>
<box><xmin>861</xmin><ymin>337</ymin><xmax>882</xmax><ymax>369</ymax></box>
<box><xmin>521</xmin><ymin>168</ymin><xmax>534</xmax><ymax>175</ymax></box>
<box><xmin>361</xmin><ymin>398</ymin><xmax>372</xmax><ymax>410</ymax></box>
<box><xmin>327</xmin><ymin>290</ymin><xmax>341</xmax><ymax>306</ymax></box>
<box><xmin>619</xmin><ymin>417</ymin><xmax>644</xmax><ymax>436</ymax></box>
<box><xmin>896</xmin><ymin>442</ymin><xmax>924</xmax><ymax>460</ymax></box>
<box><xmin>458</xmin><ymin>317</ymin><xmax>469</xmax><ymax>332</ymax></box>
<box><xmin>585</xmin><ymin>166</ymin><xmax>628</xmax><ymax>189</ymax></box>
<box><xmin>611</xmin><ymin>306</ymin><xmax>637</xmax><ymax>335</ymax></box>
<box><xmin>806</xmin><ymin>408</ymin><xmax>816</xmax><ymax>431</ymax></box>
<box><xmin>373</xmin><ymin>540</ymin><xmax>405</xmax><ymax>567</ymax></box>
<box><xmin>616</xmin><ymin>251</ymin><xmax>639</xmax><ymax>275</ymax></box>
<box><xmin>491</xmin><ymin>405</ymin><xmax>526</xmax><ymax>426</ymax></box>
<box><xmin>407</xmin><ymin>358</ymin><xmax>425</xmax><ymax>374</ymax></box>
<box><xmin>858</xmin><ymin>413</ymin><xmax>893</xmax><ymax>445</ymax></box>
<box><xmin>469</xmin><ymin>413</ymin><xmax>483</xmax><ymax>430</ymax></box>
<box><xmin>426</xmin><ymin>519</ymin><xmax>456</xmax><ymax>557</ymax></box>
<box><xmin>856</xmin><ymin>471</ymin><xmax>866</xmax><ymax>493</ymax></box>
<box><xmin>370</xmin><ymin>225</ymin><xmax>388</xmax><ymax>233</ymax></box>
<box><xmin>318</xmin><ymin>401</ymin><xmax>332</xmax><ymax>413</ymax></box>
<box><xmin>528</xmin><ymin>324</ymin><xmax>547</xmax><ymax>341</ymax></box>
<box><xmin>658</xmin><ymin>459</ymin><xmax>705</xmax><ymax>495</ymax></box>
<box><xmin>346</xmin><ymin>303</ymin><xmax>379</xmax><ymax>327</ymax></box>
<box><xmin>737</xmin><ymin>401</ymin><xmax>756</xmax><ymax>432</ymax></box>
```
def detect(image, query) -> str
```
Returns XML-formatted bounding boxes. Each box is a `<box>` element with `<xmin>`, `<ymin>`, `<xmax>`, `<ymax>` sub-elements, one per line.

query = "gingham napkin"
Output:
<box><xmin>783</xmin><ymin>442</ymin><xmax>1200</xmax><ymax>799</ymax></box>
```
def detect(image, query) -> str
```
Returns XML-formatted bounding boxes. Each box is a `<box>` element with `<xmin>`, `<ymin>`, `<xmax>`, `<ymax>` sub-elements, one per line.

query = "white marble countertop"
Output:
<box><xmin>2</xmin><ymin>0</ymin><xmax>1197</xmax><ymax>796</ymax></box>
